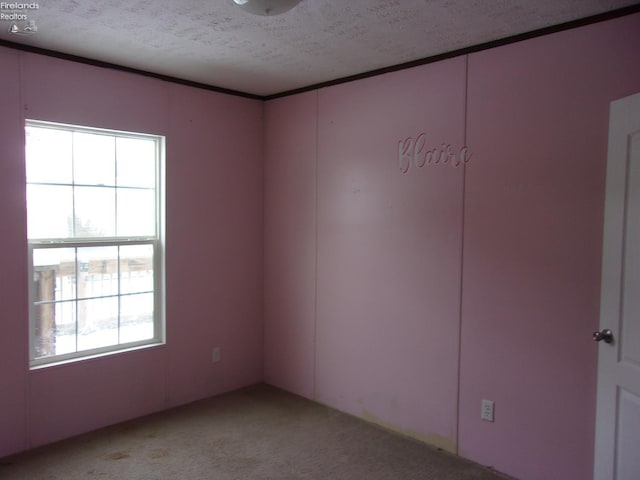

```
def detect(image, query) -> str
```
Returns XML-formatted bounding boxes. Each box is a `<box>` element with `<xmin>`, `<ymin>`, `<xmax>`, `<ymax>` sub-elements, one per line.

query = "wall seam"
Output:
<box><xmin>164</xmin><ymin>85</ymin><xmax>172</xmax><ymax>411</ymax></box>
<box><xmin>455</xmin><ymin>54</ymin><xmax>470</xmax><ymax>456</ymax></box>
<box><xmin>19</xmin><ymin>50</ymin><xmax>31</xmax><ymax>452</ymax></box>
<box><xmin>261</xmin><ymin>99</ymin><xmax>267</xmax><ymax>386</ymax></box>
<box><xmin>312</xmin><ymin>90</ymin><xmax>319</xmax><ymax>400</ymax></box>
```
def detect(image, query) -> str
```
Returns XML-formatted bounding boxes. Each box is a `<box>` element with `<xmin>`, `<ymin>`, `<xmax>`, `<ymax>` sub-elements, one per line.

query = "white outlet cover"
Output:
<box><xmin>481</xmin><ymin>399</ymin><xmax>494</xmax><ymax>422</ymax></box>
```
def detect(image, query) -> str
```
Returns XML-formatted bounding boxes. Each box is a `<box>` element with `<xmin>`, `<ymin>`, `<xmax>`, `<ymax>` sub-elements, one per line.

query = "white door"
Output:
<box><xmin>594</xmin><ymin>92</ymin><xmax>640</xmax><ymax>480</ymax></box>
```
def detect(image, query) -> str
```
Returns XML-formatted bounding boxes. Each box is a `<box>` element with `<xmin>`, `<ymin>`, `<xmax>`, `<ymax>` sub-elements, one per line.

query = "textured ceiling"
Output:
<box><xmin>0</xmin><ymin>0</ymin><xmax>638</xmax><ymax>97</ymax></box>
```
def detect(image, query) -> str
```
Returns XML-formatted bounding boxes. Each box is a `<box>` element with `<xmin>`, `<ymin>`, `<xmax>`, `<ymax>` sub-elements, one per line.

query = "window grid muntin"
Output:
<box><xmin>29</xmin><ymin>236</ymin><xmax>159</xmax><ymax>364</ymax></box>
<box><xmin>29</xmin><ymin>239</ymin><xmax>161</xmax><ymax>366</ymax></box>
<box><xmin>26</xmin><ymin>120</ymin><xmax>164</xmax><ymax>368</ymax></box>
<box><xmin>27</xmin><ymin>131</ymin><xmax>157</xmax><ymax>240</ymax></box>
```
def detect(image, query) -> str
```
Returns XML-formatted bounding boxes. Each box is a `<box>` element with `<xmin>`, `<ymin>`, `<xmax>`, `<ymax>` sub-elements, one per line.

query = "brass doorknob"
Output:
<box><xmin>593</xmin><ymin>329</ymin><xmax>613</xmax><ymax>344</ymax></box>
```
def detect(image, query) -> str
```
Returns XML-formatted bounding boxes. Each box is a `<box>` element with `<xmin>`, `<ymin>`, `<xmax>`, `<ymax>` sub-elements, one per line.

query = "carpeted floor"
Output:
<box><xmin>0</xmin><ymin>384</ymin><xmax>513</xmax><ymax>479</ymax></box>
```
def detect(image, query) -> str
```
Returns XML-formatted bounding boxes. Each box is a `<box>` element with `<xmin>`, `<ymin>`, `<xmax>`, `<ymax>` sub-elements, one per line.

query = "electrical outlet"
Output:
<box><xmin>481</xmin><ymin>399</ymin><xmax>494</xmax><ymax>422</ymax></box>
<box><xmin>212</xmin><ymin>347</ymin><xmax>221</xmax><ymax>364</ymax></box>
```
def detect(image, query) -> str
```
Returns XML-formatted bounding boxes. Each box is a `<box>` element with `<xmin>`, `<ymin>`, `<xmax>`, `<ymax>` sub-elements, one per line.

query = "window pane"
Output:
<box><xmin>25</xmin><ymin>126</ymin><xmax>73</xmax><ymax>184</ymax></box>
<box><xmin>75</xmin><ymin>186</ymin><xmax>116</xmax><ymax>237</ymax></box>
<box><xmin>33</xmin><ymin>301</ymin><xmax>76</xmax><ymax>359</ymax></box>
<box><xmin>117</xmin><ymin>189</ymin><xmax>155</xmax><ymax>237</ymax></box>
<box><xmin>116</xmin><ymin>137</ymin><xmax>156</xmax><ymax>188</ymax></box>
<box><xmin>33</xmin><ymin>248</ymin><xmax>76</xmax><ymax>301</ymax></box>
<box><xmin>77</xmin><ymin>297</ymin><xmax>118</xmax><ymax>351</ymax></box>
<box><xmin>120</xmin><ymin>293</ymin><xmax>154</xmax><ymax>343</ymax></box>
<box><xmin>27</xmin><ymin>121</ymin><xmax>163</xmax><ymax>366</ymax></box>
<box><xmin>120</xmin><ymin>245</ymin><xmax>154</xmax><ymax>294</ymax></box>
<box><xmin>27</xmin><ymin>185</ymin><xmax>73</xmax><ymax>239</ymax></box>
<box><xmin>77</xmin><ymin>246</ymin><xmax>118</xmax><ymax>299</ymax></box>
<box><xmin>73</xmin><ymin>132</ymin><xmax>116</xmax><ymax>186</ymax></box>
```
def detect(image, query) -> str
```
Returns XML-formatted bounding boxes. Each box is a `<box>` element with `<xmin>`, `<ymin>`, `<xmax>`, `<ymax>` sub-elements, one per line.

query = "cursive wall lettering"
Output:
<box><xmin>399</xmin><ymin>133</ymin><xmax>472</xmax><ymax>174</ymax></box>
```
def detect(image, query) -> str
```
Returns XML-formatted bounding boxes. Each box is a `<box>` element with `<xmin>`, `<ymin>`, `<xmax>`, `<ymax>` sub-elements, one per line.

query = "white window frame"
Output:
<box><xmin>26</xmin><ymin>120</ymin><xmax>166</xmax><ymax>369</ymax></box>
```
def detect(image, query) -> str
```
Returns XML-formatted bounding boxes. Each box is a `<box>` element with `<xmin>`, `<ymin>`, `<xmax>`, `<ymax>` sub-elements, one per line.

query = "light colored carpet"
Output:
<box><xmin>0</xmin><ymin>384</ymin><xmax>513</xmax><ymax>479</ymax></box>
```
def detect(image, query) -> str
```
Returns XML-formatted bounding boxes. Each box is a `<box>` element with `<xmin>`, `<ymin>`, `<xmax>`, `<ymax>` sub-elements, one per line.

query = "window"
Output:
<box><xmin>25</xmin><ymin>120</ymin><xmax>165</xmax><ymax>368</ymax></box>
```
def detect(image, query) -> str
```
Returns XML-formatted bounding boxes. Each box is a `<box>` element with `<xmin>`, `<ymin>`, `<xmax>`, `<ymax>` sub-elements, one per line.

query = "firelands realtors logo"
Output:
<box><xmin>1</xmin><ymin>2</ymin><xmax>39</xmax><ymax>34</ymax></box>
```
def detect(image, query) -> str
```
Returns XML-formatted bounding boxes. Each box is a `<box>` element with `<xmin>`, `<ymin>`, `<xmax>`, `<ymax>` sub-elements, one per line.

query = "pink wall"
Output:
<box><xmin>0</xmin><ymin>50</ymin><xmax>264</xmax><ymax>457</ymax></box>
<box><xmin>165</xmin><ymin>83</ymin><xmax>264</xmax><ymax>406</ymax></box>
<box><xmin>264</xmin><ymin>91</ymin><xmax>317</xmax><ymax>398</ymax></box>
<box><xmin>314</xmin><ymin>58</ymin><xmax>466</xmax><ymax>451</ymax></box>
<box><xmin>263</xmin><ymin>12</ymin><xmax>640</xmax><ymax>480</ymax></box>
<box><xmin>2</xmin><ymin>11</ymin><xmax>639</xmax><ymax>480</ymax></box>
<box><xmin>459</xmin><ymin>14</ymin><xmax>640</xmax><ymax>480</ymax></box>
<box><xmin>0</xmin><ymin>46</ymin><xmax>29</xmax><ymax>457</ymax></box>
